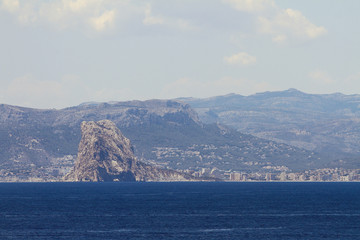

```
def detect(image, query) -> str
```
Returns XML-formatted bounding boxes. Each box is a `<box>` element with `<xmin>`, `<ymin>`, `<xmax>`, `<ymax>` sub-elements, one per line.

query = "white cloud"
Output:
<box><xmin>1</xmin><ymin>1</ymin><xmax>195</xmax><ymax>33</ymax></box>
<box><xmin>309</xmin><ymin>70</ymin><xmax>335</xmax><ymax>84</ymax></box>
<box><xmin>0</xmin><ymin>0</ymin><xmax>37</xmax><ymax>24</ymax></box>
<box><xmin>224</xmin><ymin>52</ymin><xmax>256</xmax><ymax>65</ymax></box>
<box><xmin>162</xmin><ymin>77</ymin><xmax>272</xmax><ymax>98</ymax></box>
<box><xmin>142</xmin><ymin>3</ymin><xmax>196</xmax><ymax>31</ymax></box>
<box><xmin>62</xmin><ymin>0</ymin><xmax>93</xmax><ymax>12</ymax></box>
<box><xmin>223</xmin><ymin>0</ymin><xmax>275</xmax><ymax>13</ymax></box>
<box><xmin>224</xmin><ymin>0</ymin><xmax>327</xmax><ymax>43</ymax></box>
<box><xmin>1</xmin><ymin>0</ymin><xmax>19</xmax><ymax>12</ymax></box>
<box><xmin>271</xmin><ymin>34</ymin><xmax>287</xmax><ymax>43</ymax></box>
<box><xmin>39</xmin><ymin>0</ymin><xmax>119</xmax><ymax>31</ymax></box>
<box><xmin>90</xmin><ymin>10</ymin><xmax>115</xmax><ymax>31</ymax></box>
<box><xmin>143</xmin><ymin>3</ymin><xmax>164</xmax><ymax>25</ymax></box>
<box><xmin>258</xmin><ymin>9</ymin><xmax>327</xmax><ymax>42</ymax></box>
<box><xmin>0</xmin><ymin>0</ymin><xmax>137</xmax><ymax>32</ymax></box>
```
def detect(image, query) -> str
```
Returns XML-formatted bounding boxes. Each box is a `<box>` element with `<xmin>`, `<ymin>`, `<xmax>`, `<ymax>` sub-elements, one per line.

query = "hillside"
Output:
<box><xmin>0</xmin><ymin>99</ymin><xmax>328</xmax><ymax>181</ymax></box>
<box><xmin>181</xmin><ymin>89</ymin><xmax>360</xmax><ymax>161</ymax></box>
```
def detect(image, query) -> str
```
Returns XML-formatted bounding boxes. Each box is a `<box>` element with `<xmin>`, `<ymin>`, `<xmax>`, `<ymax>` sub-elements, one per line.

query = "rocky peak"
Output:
<box><xmin>65</xmin><ymin>120</ymin><xmax>195</xmax><ymax>182</ymax></box>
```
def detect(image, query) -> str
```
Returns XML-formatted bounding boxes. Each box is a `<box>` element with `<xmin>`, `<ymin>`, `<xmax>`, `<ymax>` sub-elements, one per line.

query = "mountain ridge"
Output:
<box><xmin>0</xmin><ymin>97</ymin><xmax>330</xmax><ymax>181</ymax></box>
<box><xmin>1</xmin><ymin>89</ymin><xmax>360</xmax><ymax>181</ymax></box>
<box><xmin>181</xmin><ymin>89</ymin><xmax>360</xmax><ymax>158</ymax></box>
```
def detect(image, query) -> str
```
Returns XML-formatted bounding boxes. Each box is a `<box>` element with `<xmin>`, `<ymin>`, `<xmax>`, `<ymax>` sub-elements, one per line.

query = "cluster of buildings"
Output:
<box><xmin>228</xmin><ymin>168</ymin><xmax>360</xmax><ymax>182</ymax></box>
<box><xmin>179</xmin><ymin>166</ymin><xmax>360</xmax><ymax>182</ymax></box>
<box><xmin>1</xmin><ymin>151</ymin><xmax>360</xmax><ymax>182</ymax></box>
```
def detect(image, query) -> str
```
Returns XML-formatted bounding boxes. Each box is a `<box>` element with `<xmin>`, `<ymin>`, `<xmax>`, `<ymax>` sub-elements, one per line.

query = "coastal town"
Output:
<box><xmin>0</xmin><ymin>151</ymin><xmax>359</xmax><ymax>182</ymax></box>
<box><xmin>183</xmin><ymin>167</ymin><xmax>360</xmax><ymax>182</ymax></box>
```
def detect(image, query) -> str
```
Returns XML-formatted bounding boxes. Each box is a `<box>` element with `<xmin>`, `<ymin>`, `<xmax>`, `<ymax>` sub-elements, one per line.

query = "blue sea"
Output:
<box><xmin>0</xmin><ymin>182</ymin><xmax>359</xmax><ymax>240</ymax></box>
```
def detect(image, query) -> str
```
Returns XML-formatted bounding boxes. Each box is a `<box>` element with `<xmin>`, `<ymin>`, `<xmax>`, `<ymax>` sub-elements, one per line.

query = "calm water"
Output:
<box><xmin>0</xmin><ymin>182</ymin><xmax>359</xmax><ymax>240</ymax></box>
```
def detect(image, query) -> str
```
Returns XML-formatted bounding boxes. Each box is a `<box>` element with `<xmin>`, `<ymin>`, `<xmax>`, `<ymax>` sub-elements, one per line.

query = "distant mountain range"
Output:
<box><xmin>181</xmin><ymin>89</ymin><xmax>360</xmax><ymax>161</ymax></box>
<box><xmin>0</xmin><ymin>89</ymin><xmax>359</xmax><ymax>181</ymax></box>
<box><xmin>0</xmin><ymin>97</ymin><xmax>331</xmax><ymax>181</ymax></box>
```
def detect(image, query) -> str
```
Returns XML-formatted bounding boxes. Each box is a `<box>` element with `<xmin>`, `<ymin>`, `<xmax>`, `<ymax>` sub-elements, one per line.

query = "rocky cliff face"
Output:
<box><xmin>65</xmin><ymin>120</ymin><xmax>193</xmax><ymax>182</ymax></box>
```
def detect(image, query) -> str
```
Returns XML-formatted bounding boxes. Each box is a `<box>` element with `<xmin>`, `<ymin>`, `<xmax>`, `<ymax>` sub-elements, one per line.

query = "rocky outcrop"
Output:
<box><xmin>64</xmin><ymin>120</ymin><xmax>194</xmax><ymax>182</ymax></box>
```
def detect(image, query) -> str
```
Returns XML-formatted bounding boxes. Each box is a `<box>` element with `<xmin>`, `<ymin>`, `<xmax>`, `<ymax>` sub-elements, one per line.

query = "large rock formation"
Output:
<box><xmin>64</xmin><ymin>120</ymin><xmax>194</xmax><ymax>182</ymax></box>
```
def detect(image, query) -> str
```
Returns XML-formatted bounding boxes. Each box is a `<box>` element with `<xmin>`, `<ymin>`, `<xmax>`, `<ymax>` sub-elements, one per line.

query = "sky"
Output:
<box><xmin>0</xmin><ymin>0</ymin><xmax>359</xmax><ymax>109</ymax></box>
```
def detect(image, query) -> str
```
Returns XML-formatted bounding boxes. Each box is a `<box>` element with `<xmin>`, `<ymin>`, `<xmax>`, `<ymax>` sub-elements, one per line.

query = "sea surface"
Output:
<box><xmin>0</xmin><ymin>182</ymin><xmax>359</xmax><ymax>240</ymax></box>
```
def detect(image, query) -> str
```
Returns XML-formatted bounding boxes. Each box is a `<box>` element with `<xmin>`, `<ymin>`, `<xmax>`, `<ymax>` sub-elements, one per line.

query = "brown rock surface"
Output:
<box><xmin>64</xmin><ymin>120</ymin><xmax>194</xmax><ymax>182</ymax></box>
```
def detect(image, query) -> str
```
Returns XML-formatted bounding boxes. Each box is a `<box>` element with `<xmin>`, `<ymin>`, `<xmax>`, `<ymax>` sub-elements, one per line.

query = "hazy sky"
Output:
<box><xmin>1</xmin><ymin>0</ymin><xmax>359</xmax><ymax>109</ymax></box>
